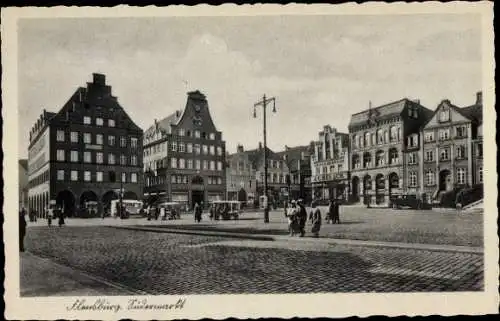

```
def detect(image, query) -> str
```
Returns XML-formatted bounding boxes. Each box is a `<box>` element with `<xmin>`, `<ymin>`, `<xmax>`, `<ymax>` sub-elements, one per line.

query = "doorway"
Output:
<box><xmin>439</xmin><ymin>169</ymin><xmax>452</xmax><ymax>192</ymax></box>
<box><xmin>191</xmin><ymin>190</ymin><xmax>204</xmax><ymax>209</ymax></box>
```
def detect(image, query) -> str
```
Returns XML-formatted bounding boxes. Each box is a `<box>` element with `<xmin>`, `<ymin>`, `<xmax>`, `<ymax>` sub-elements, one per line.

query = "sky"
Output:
<box><xmin>18</xmin><ymin>14</ymin><xmax>482</xmax><ymax>158</ymax></box>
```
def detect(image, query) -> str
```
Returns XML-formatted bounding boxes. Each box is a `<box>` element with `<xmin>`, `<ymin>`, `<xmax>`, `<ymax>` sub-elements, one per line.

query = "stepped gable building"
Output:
<box><xmin>310</xmin><ymin>125</ymin><xmax>350</xmax><ymax>202</ymax></box>
<box><xmin>27</xmin><ymin>73</ymin><xmax>143</xmax><ymax>218</ymax></box>
<box><xmin>226</xmin><ymin>144</ymin><xmax>257</xmax><ymax>205</ymax></box>
<box><xmin>348</xmin><ymin>99</ymin><xmax>433</xmax><ymax>206</ymax></box>
<box><xmin>143</xmin><ymin>90</ymin><xmax>226</xmax><ymax>208</ymax></box>
<box><xmin>420</xmin><ymin>92</ymin><xmax>483</xmax><ymax>203</ymax></box>
<box><xmin>276</xmin><ymin>144</ymin><xmax>313</xmax><ymax>202</ymax></box>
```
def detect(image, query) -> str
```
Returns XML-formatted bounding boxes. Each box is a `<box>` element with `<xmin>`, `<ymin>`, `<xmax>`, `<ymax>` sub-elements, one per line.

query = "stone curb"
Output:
<box><xmin>111</xmin><ymin>225</ymin><xmax>483</xmax><ymax>254</ymax></box>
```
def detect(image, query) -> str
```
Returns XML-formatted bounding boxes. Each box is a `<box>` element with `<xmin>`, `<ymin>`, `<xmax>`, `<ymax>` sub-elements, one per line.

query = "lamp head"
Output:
<box><xmin>253</xmin><ymin>108</ymin><xmax>257</xmax><ymax>118</ymax></box>
<box><xmin>272</xmin><ymin>100</ymin><xmax>277</xmax><ymax>113</ymax></box>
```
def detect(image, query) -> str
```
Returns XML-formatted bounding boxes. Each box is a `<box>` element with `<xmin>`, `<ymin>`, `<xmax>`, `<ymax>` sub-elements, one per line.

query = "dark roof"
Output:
<box><xmin>19</xmin><ymin>159</ymin><xmax>28</xmax><ymax>171</ymax></box>
<box><xmin>144</xmin><ymin>111</ymin><xmax>181</xmax><ymax>138</ymax></box>
<box><xmin>240</xmin><ymin>147</ymin><xmax>281</xmax><ymax>169</ymax></box>
<box><xmin>349</xmin><ymin>99</ymin><xmax>409</xmax><ymax>128</ymax></box>
<box><xmin>460</xmin><ymin>104</ymin><xmax>483</xmax><ymax>124</ymax></box>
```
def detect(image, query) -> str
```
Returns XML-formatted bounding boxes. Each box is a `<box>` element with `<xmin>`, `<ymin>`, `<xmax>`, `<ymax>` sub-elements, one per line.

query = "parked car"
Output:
<box><xmin>389</xmin><ymin>194</ymin><xmax>429</xmax><ymax>210</ymax></box>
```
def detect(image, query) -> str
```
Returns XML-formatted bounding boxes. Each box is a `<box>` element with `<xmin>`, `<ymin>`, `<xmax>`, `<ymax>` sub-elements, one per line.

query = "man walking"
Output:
<box><xmin>333</xmin><ymin>200</ymin><xmax>341</xmax><ymax>224</ymax></box>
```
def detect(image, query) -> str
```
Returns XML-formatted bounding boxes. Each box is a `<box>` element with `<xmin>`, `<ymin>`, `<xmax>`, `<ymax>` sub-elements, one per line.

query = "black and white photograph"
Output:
<box><xmin>2</xmin><ymin>3</ymin><xmax>497</xmax><ymax>320</ymax></box>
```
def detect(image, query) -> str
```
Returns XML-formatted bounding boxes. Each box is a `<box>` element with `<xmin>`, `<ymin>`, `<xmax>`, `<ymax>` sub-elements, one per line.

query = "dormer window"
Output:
<box><xmin>178</xmin><ymin>129</ymin><xmax>185</xmax><ymax>136</ymax></box>
<box><xmin>108</xmin><ymin>119</ymin><xmax>115</xmax><ymax>127</ymax></box>
<box><xmin>96</xmin><ymin>118</ymin><xmax>104</xmax><ymax>126</ymax></box>
<box><xmin>83</xmin><ymin>116</ymin><xmax>91</xmax><ymax>125</ymax></box>
<box><xmin>209</xmin><ymin>133</ymin><xmax>216</xmax><ymax>140</ymax></box>
<box><xmin>439</xmin><ymin>108</ymin><xmax>450</xmax><ymax>122</ymax></box>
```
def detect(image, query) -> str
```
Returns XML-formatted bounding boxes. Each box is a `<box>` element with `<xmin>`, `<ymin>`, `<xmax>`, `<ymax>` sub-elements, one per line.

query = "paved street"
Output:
<box><xmin>27</xmin><ymin>206</ymin><xmax>484</xmax><ymax>247</ymax></box>
<box><xmin>23</xmin><ymin>222</ymin><xmax>483</xmax><ymax>295</ymax></box>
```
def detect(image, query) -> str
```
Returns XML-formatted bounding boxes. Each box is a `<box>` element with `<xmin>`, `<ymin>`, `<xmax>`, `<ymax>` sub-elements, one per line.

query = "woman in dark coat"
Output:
<box><xmin>19</xmin><ymin>210</ymin><xmax>27</xmax><ymax>252</ymax></box>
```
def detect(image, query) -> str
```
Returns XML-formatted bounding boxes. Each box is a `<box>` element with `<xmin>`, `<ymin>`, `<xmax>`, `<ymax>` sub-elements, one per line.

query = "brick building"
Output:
<box><xmin>27</xmin><ymin>73</ymin><xmax>143</xmax><ymax>218</ymax></box>
<box><xmin>310</xmin><ymin>125</ymin><xmax>350</xmax><ymax>202</ymax></box>
<box><xmin>348</xmin><ymin>99</ymin><xmax>433</xmax><ymax>206</ymax></box>
<box><xmin>143</xmin><ymin>91</ymin><xmax>226</xmax><ymax>208</ymax></box>
<box><xmin>420</xmin><ymin>92</ymin><xmax>483</xmax><ymax>203</ymax></box>
<box><xmin>226</xmin><ymin>145</ymin><xmax>257</xmax><ymax>205</ymax></box>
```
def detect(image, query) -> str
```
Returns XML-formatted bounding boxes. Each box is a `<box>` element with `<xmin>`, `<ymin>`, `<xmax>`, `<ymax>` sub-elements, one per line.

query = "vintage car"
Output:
<box><xmin>157</xmin><ymin>202</ymin><xmax>182</xmax><ymax>220</ymax></box>
<box><xmin>389</xmin><ymin>194</ymin><xmax>429</xmax><ymax>210</ymax></box>
<box><xmin>211</xmin><ymin>201</ymin><xmax>241</xmax><ymax>220</ymax></box>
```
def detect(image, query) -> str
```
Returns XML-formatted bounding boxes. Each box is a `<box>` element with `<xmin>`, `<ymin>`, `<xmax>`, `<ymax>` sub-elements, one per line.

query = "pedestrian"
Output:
<box><xmin>194</xmin><ymin>203</ymin><xmax>201</xmax><ymax>222</ymax></box>
<box><xmin>327</xmin><ymin>199</ymin><xmax>335</xmax><ymax>224</ymax></box>
<box><xmin>333</xmin><ymin>200</ymin><xmax>341</xmax><ymax>224</ymax></box>
<box><xmin>209</xmin><ymin>204</ymin><xmax>215</xmax><ymax>221</ymax></box>
<box><xmin>58</xmin><ymin>206</ymin><xmax>65</xmax><ymax>227</ymax></box>
<box><xmin>19</xmin><ymin>209</ymin><xmax>27</xmax><ymax>252</ymax></box>
<box><xmin>284</xmin><ymin>200</ymin><xmax>298</xmax><ymax>236</ymax></box>
<box><xmin>47</xmin><ymin>207</ymin><xmax>53</xmax><ymax>227</ymax></box>
<box><xmin>297</xmin><ymin>199</ymin><xmax>307</xmax><ymax>237</ymax></box>
<box><xmin>160</xmin><ymin>206</ymin><xmax>166</xmax><ymax>221</ymax></box>
<box><xmin>310</xmin><ymin>202</ymin><xmax>322</xmax><ymax>238</ymax></box>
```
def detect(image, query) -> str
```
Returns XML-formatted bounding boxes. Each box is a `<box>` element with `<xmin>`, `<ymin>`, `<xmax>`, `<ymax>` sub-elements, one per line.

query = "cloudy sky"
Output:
<box><xmin>18</xmin><ymin>14</ymin><xmax>481</xmax><ymax>158</ymax></box>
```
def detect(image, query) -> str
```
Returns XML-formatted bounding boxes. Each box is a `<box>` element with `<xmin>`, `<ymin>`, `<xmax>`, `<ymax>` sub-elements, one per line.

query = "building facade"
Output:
<box><xmin>19</xmin><ymin>159</ymin><xmax>29</xmax><ymax>210</ymax></box>
<box><xmin>226</xmin><ymin>145</ymin><xmax>257</xmax><ymax>204</ymax></box>
<box><xmin>143</xmin><ymin>91</ymin><xmax>226</xmax><ymax>208</ymax></box>
<box><xmin>420</xmin><ymin>92</ymin><xmax>483</xmax><ymax>203</ymax></box>
<box><xmin>28</xmin><ymin>73</ymin><xmax>144</xmax><ymax>218</ymax></box>
<box><xmin>348</xmin><ymin>99</ymin><xmax>433</xmax><ymax>206</ymax></box>
<box><xmin>277</xmin><ymin>144</ymin><xmax>313</xmax><ymax>202</ymax></box>
<box><xmin>310</xmin><ymin>126</ymin><xmax>350</xmax><ymax>202</ymax></box>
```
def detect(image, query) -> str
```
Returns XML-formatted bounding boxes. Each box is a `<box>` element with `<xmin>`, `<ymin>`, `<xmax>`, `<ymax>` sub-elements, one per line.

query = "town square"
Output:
<box><xmin>5</xmin><ymin>5</ymin><xmax>494</xmax><ymax>314</ymax></box>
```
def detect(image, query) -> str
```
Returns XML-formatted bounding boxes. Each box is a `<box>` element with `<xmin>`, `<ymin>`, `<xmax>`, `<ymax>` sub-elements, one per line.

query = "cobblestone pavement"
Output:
<box><xmin>26</xmin><ymin>206</ymin><xmax>483</xmax><ymax>247</ymax></box>
<box><xmin>24</xmin><ymin>226</ymin><xmax>483</xmax><ymax>295</ymax></box>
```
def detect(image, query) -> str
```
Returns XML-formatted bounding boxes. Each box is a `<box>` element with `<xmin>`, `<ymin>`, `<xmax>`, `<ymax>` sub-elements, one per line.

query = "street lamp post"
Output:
<box><xmin>253</xmin><ymin>94</ymin><xmax>276</xmax><ymax>223</ymax></box>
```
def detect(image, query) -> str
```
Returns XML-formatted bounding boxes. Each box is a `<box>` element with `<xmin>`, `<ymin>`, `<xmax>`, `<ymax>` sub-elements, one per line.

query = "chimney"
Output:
<box><xmin>93</xmin><ymin>73</ymin><xmax>106</xmax><ymax>85</ymax></box>
<box><xmin>175</xmin><ymin>110</ymin><xmax>180</xmax><ymax>118</ymax></box>
<box><xmin>476</xmin><ymin>91</ymin><xmax>482</xmax><ymax>105</ymax></box>
<box><xmin>237</xmin><ymin>144</ymin><xmax>244</xmax><ymax>153</ymax></box>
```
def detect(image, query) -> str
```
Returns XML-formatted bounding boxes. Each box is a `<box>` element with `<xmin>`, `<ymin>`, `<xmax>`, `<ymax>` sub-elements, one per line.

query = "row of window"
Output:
<box><xmin>407</xmin><ymin>167</ymin><xmax>480</xmax><ymax>187</ymax></box>
<box><xmin>144</xmin><ymin>129</ymin><xmax>218</xmax><ymax>145</ymax></box>
<box><xmin>352</xmin><ymin>150</ymin><xmax>400</xmax><ymax>169</ymax></box>
<box><xmin>82</xmin><ymin>116</ymin><xmax>115</xmax><ymax>127</ymax></box>
<box><xmin>56</xmin><ymin>169</ymin><xmax>138</xmax><ymax>183</ymax></box>
<box><xmin>170</xmin><ymin>158</ymin><xmax>224</xmax><ymax>171</ymax></box>
<box><xmin>169</xmin><ymin>175</ymin><xmax>222</xmax><ymax>185</ymax></box>
<box><xmin>352</xmin><ymin>127</ymin><xmax>401</xmax><ymax>149</ymax></box>
<box><xmin>56</xmin><ymin>130</ymin><xmax>138</xmax><ymax>148</ymax></box>
<box><xmin>145</xmin><ymin>142</ymin><xmax>223</xmax><ymax>157</ymax></box>
<box><xmin>56</xmin><ymin>150</ymin><xmax>139</xmax><ymax>166</ymax></box>
<box><xmin>423</xmin><ymin>125</ymin><xmax>468</xmax><ymax>143</ymax></box>
<box><xmin>318</xmin><ymin>164</ymin><xmax>344</xmax><ymax>175</ymax></box>
<box><xmin>424</xmin><ymin>145</ymin><xmax>468</xmax><ymax>162</ymax></box>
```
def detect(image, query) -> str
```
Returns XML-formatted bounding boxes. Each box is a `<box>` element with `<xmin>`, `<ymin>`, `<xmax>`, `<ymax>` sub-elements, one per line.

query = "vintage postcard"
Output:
<box><xmin>2</xmin><ymin>2</ymin><xmax>498</xmax><ymax>320</ymax></box>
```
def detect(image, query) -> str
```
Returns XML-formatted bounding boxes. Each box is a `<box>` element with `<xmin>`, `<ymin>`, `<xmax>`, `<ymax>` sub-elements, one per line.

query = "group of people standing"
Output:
<box><xmin>284</xmin><ymin>199</ymin><xmax>342</xmax><ymax>238</ymax></box>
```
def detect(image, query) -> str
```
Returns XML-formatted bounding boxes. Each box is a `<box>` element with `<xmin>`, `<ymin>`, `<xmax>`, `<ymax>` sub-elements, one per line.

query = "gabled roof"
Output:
<box><xmin>349</xmin><ymin>99</ymin><xmax>409</xmax><ymax>128</ymax></box>
<box><xmin>144</xmin><ymin>111</ymin><xmax>181</xmax><ymax>138</ymax></box>
<box><xmin>422</xmin><ymin>98</ymin><xmax>483</xmax><ymax>129</ymax></box>
<box><xmin>19</xmin><ymin>159</ymin><xmax>28</xmax><ymax>171</ymax></box>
